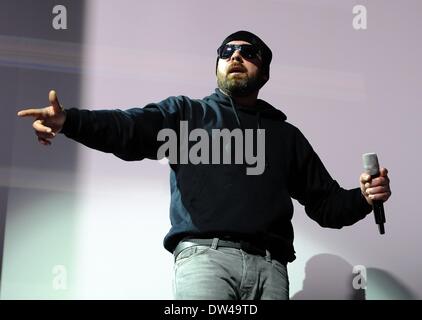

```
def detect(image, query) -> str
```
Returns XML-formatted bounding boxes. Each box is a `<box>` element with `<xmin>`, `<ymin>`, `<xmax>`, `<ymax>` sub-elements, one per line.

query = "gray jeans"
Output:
<box><xmin>172</xmin><ymin>238</ymin><xmax>289</xmax><ymax>300</ymax></box>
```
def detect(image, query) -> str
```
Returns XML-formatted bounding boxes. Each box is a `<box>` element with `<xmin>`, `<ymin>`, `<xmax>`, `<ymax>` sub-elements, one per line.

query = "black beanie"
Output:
<box><xmin>216</xmin><ymin>30</ymin><xmax>272</xmax><ymax>79</ymax></box>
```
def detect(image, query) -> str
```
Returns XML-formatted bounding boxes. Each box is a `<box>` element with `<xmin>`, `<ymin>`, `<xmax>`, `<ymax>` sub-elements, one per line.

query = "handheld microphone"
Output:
<box><xmin>362</xmin><ymin>153</ymin><xmax>386</xmax><ymax>235</ymax></box>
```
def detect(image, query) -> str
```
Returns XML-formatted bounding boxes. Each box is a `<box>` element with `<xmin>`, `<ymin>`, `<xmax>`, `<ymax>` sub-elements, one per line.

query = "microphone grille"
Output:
<box><xmin>362</xmin><ymin>152</ymin><xmax>379</xmax><ymax>176</ymax></box>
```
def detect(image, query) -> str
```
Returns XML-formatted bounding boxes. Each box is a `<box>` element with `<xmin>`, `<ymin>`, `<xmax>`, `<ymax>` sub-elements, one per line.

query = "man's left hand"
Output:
<box><xmin>360</xmin><ymin>167</ymin><xmax>392</xmax><ymax>206</ymax></box>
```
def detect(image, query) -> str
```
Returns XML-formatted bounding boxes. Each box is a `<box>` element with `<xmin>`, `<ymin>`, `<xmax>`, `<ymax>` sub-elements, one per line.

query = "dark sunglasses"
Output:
<box><xmin>217</xmin><ymin>44</ymin><xmax>261</xmax><ymax>60</ymax></box>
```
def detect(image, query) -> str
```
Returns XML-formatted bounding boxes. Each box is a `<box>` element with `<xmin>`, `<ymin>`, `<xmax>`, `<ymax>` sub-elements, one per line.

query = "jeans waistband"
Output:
<box><xmin>173</xmin><ymin>237</ymin><xmax>286</xmax><ymax>264</ymax></box>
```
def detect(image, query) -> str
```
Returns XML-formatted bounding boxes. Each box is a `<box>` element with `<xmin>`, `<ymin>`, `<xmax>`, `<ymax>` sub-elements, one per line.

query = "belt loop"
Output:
<box><xmin>265</xmin><ymin>249</ymin><xmax>271</xmax><ymax>262</ymax></box>
<box><xmin>211</xmin><ymin>237</ymin><xmax>219</xmax><ymax>249</ymax></box>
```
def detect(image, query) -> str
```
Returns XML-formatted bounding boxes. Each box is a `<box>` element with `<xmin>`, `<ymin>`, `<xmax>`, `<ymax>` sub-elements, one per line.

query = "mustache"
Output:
<box><xmin>227</xmin><ymin>63</ymin><xmax>247</xmax><ymax>73</ymax></box>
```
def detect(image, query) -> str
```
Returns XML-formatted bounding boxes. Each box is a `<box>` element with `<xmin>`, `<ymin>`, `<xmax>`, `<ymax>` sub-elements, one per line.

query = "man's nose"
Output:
<box><xmin>230</xmin><ymin>50</ymin><xmax>243</xmax><ymax>62</ymax></box>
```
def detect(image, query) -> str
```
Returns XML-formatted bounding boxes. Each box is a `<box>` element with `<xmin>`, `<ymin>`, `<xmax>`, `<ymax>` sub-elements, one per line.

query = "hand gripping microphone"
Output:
<box><xmin>362</xmin><ymin>153</ymin><xmax>386</xmax><ymax>235</ymax></box>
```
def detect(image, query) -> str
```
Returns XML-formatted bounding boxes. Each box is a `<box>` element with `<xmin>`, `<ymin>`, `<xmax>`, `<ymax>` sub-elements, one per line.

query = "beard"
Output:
<box><xmin>217</xmin><ymin>68</ymin><xmax>264</xmax><ymax>97</ymax></box>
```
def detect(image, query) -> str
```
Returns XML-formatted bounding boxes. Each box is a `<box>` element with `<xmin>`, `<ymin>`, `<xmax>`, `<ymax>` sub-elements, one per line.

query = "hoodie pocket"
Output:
<box><xmin>177</xmin><ymin>164</ymin><xmax>245</xmax><ymax>227</ymax></box>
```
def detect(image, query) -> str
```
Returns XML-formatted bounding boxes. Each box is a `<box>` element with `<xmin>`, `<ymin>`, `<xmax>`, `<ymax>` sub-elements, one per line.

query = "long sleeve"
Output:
<box><xmin>288</xmin><ymin>128</ymin><xmax>372</xmax><ymax>228</ymax></box>
<box><xmin>59</xmin><ymin>96</ymin><xmax>184</xmax><ymax>161</ymax></box>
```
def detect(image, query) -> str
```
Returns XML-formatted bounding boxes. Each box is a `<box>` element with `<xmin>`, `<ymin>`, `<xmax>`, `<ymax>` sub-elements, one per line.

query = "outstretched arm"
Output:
<box><xmin>17</xmin><ymin>90</ymin><xmax>183</xmax><ymax>161</ymax></box>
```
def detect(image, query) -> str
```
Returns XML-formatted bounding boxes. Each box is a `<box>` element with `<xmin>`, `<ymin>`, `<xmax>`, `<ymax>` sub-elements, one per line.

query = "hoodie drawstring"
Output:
<box><xmin>228</xmin><ymin>95</ymin><xmax>261</xmax><ymax>132</ymax></box>
<box><xmin>229</xmin><ymin>96</ymin><xmax>264</xmax><ymax>135</ymax></box>
<box><xmin>228</xmin><ymin>96</ymin><xmax>243</xmax><ymax>130</ymax></box>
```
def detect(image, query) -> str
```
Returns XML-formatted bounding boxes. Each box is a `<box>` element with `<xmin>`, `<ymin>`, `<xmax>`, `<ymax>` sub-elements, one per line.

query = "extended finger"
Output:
<box><xmin>17</xmin><ymin>108</ymin><xmax>47</xmax><ymax>117</ymax></box>
<box><xmin>49</xmin><ymin>90</ymin><xmax>62</xmax><ymax>113</ymax></box>
<box><xmin>33</xmin><ymin>119</ymin><xmax>52</xmax><ymax>133</ymax></box>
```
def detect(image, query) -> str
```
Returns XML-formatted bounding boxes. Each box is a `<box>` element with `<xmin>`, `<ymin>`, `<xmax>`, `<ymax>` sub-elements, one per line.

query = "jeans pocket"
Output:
<box><xmin>272</xmin><ymin>259</ymin><xmax>289</xmax><ymax>283</ymax></box>
<box><xmin>174</xmin><ymin>245</ymin><xmax>211</xmax><ymax>267</ymax></box>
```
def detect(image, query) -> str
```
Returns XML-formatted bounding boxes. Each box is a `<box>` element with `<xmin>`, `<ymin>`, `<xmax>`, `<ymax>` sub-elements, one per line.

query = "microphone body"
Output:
<box><xmin>362</xmin><ymin>153</ymin><xmax>386</xmax><ymax>235</ymax></box>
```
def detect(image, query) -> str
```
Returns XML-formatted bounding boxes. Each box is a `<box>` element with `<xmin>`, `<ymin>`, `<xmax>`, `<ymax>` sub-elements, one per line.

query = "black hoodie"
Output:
<box><xmin>60</xmin><ymin>88</ymin><xmax>372</xmax><ymax>263</ymax></box>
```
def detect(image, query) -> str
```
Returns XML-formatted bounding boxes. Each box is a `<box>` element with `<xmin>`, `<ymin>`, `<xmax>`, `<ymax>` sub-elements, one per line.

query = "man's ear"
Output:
<box><xmin>260</xmin><ymin>74</ymin><xmax>269</xmax><ymax>87</ymax></box>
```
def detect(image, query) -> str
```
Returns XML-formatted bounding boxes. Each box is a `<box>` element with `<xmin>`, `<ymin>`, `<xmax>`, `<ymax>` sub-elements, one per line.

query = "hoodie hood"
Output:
<box><xmin>203</xmin><ymin>88</ymin><xmax>287</xmax><ymax>130</ymax></box>
<box><xmin>207</xmin><ymin>89</ymin><xmax>286</xmax><ymax>119</ymax></box>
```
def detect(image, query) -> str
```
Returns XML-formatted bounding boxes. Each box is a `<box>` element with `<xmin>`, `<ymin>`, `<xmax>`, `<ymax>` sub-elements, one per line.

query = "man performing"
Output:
<box><xmin>17</xmin><ymin>31</ymin><xmax>391</xmax><ymax>300</ymax></box>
